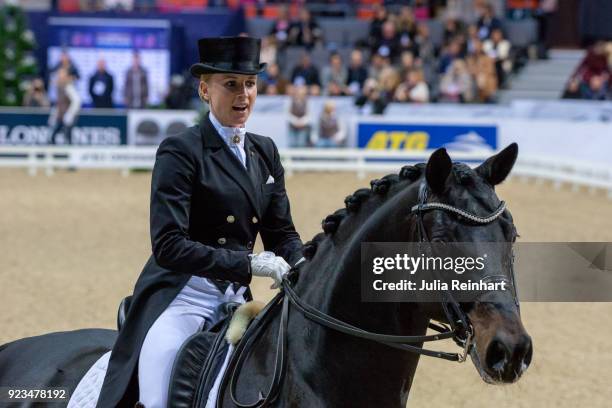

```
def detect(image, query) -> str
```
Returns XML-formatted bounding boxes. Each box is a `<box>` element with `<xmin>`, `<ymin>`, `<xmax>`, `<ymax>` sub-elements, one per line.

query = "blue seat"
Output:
<box><xmin>502</xmin><ymin>19</ymin><xmax>537</xmax><ymax>47</ymax></box>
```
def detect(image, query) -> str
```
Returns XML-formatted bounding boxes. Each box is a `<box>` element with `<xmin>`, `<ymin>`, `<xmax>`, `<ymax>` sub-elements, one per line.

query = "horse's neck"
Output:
<box><xmin>286</xmin><ymin>187</ymin><xmax>428</xmax><ymax>404</ymax></box>
<box><xmin>296</xmin><ymin>183</ymin><xmax>422</xmax><ymax>325</ymax></box>
<box><xmin>287</xmin><ymin>254</ymin><xmax>428</xmax><ymax>405</ymax></box>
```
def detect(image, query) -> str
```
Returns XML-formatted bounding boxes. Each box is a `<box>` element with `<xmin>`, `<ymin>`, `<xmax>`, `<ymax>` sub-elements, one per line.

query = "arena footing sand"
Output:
<box><xmin>1</xmin><ymin>169</ymin><xmax>611</xmax><ymax>407</ymax></box>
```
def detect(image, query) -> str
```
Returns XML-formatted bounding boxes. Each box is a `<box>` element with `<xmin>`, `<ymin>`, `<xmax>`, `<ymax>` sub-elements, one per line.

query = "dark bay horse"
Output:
<box><xmin>0</xmin><ymin>145</ymin><xmax>532</xmax><ymax>407</ymax></box>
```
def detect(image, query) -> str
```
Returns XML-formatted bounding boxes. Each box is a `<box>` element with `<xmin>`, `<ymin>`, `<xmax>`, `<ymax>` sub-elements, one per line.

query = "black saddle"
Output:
<box><xmin>115</xmin><ymin>298</ymin><xmax>240</xmax><ymax>408</ymax></box>
<box><xmin>167</xmin><ymin>302</ymin><xmax>240</xmax><ymax>408</ymax></box>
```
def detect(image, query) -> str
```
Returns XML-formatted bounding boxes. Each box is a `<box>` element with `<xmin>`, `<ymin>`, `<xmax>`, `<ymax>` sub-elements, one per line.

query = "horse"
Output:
<box><xmin>0</xmin><ymin>144</ymin><xmax>532</xmax><ymax>407</ymax></box>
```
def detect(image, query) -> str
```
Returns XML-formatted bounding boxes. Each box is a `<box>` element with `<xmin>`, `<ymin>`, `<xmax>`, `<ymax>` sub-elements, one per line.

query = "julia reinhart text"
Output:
<box><xmin>372</xmin><ymin>279</ymin><xmax>507</xmax><ymax>291</ymax></box>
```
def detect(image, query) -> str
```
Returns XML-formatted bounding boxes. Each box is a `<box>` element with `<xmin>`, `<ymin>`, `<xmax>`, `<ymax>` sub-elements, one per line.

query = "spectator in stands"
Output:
<box><xmin>443</xmin><ymin>18</ymin><xmax>464</xmax><ymax>46</ymax></box>
<box><xmin>23</xmin><ymin>78</ymin><xmax>50</xmax><ymax>108</ymax></box>
<box><xmin>288</xmin><ymin>8</ymin><xmax>323</xmax><ymax>50</ymax></box>
<box><xmin>290</xmin><ymin>52</ymin><xmax>321</xmax><ymax>96</ymax></box>
<box><xmin>535</xmin><ymin>0</ymin><xmax>558</xmax><ymax>59</ymax></box>
<box><xmin>414</xmin><ymin>22</ymin><xmax>437</xmax><ymax>83</ymax></box>
<box><xmin>466</xmin><ymin>24</ymin><xmax>480</xmax><ymax>54</ymax></box>
<box><xmin>258</xmin><ymin>62</ymin><xmax>288</xmax><ymax>95</ymax></box>
<box><xmin>164</xmin><ymin>74</ymin><xmax>191</xmax><ymax>110</ymax></box>
<box><xmin>379</xmin><ymin>65</ymin><xmax>401</xmax><ymax>102</ymax></box>
<box><xmin>260</xmin><ymin>35</ymin><xmax>278</xmax><ymax>65</ymax></box>
<box><xmin>467</xmin><ymin>38</ymin><xmax>498</xmax><ymax>102</ymax></box>
<box><xmin>355</xmin><ymin>78</ymin><xmax>388</xmax><ymax>115</ymax></box>
<box><xmin>562</xmin><ymin>42</ymin><xmax>612</xmax><ymax>100</ymax></box>
<box><xmin>476</xmin><ymin>2</ymin><xmax>502</xmax><ymax>40</ymax></box>
<box><xmin>88</xmin><ymin>59</ymin><xmax>114</xmax><ymax>108</ymax></box>
<box><xmin>124</xmin><ymin>50</ymin><xmax>149</xmax><ymax>109</ymax></box>
<box><xmin>575</xmin><ymin>42</ymin><xmax>610</xmax><ymax>84</ymax></box>
<box><xmin>397</xmin><ymin>6</ymin><xmax>418</xmax><ymax>52</ymax></box>
<box><xmin>439</xmin><ymin>59</ymin><xmax>474</xmax><ymax>103</ymax></box>
<box><xmin>368</xmin><ymin>51</ymin><xmax>391</xmax><ymax>82</ymax></box>
<box><xmin>368</xmin><ymin>4</ymin><xmax>389</xmax><ymax>51</ymax></box>
<box><xmin>439</xmin><ymin>39</ymin><xmax>463</xmax><ymax>74</ymax></box>
<box><xmin>287</xmin><ymin>85</ymin><xmax>311</xmax><ymax>147</ymax></box>
<box><xmin>415</xmin><ymin>22</ymin><xmax>435</xmax><ymax>59</ymax></box>
<box><xmin>346</xmin><ymin>49</ymin><xmax>368</xmax><ymax>95</ymax></box>
<box><xmin>483</xmin><ymin>28</ymin><xmax>511</xmax><ymax>88</ymax></box>
<box><xmin>314</xmin><ymin>101</ymin><xmax>345</xmax><ymax>148</ymax></box>
<box><xmin>399</xmin><ymin>51</ymin><xmax>416</xmax><ymax>79</ymax></box>
<box><xmin>50</xmin><ymin>50</ymin><xmax>80</xmax><ymax>81</ymax></box>
<box><xmin>580</xmin><ymin>74</ymin><xmax>610</xmax><ymax>101</ymax></box>
<box><xmin>270</xmin><ymin>5</ymin><xmax>292</xmax><ymax>49</ymax></box>
<box><xmin>321</xmin><ymin>52</ymin><xmax>348</xmax><ymax>96</ymax></box>
<box><xmin>48</xmin><ymin>67</ymin><xmax>81</xmax><ymax>145</ymax></box>
<box><xmin>372</xmin><ymin>20</ymin><xmax>401</xmax><ymax>63</ymax></box>
<box><xmin>394</xmin><ymin>68</ymin><xmax>430</xmax><ymax>103</ymax></box>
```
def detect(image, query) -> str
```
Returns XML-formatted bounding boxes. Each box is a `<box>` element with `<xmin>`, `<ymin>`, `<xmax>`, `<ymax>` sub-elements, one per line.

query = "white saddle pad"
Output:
<box><xmin>67</xmin><ymin>351</ymin><xmax>111</xmax><ymax>408</ymax></box>
<box><xmin>68</xmin><ymin>345</ymin><xmax>235</xmax><ymax>408</ymax></box>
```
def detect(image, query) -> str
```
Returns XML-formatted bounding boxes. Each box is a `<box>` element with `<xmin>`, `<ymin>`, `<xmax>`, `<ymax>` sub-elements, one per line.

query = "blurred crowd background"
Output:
<box><xmin>1</xmin><ymin>0</ymin><xmax>611</xmax><ymax>147</ymax></box>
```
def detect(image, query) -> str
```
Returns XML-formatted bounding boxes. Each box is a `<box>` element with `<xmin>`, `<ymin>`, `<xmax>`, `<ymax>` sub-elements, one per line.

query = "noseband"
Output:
<box><xmin>219</xmin><ymin>182</ymin><xmax>519</xmax><ymax>408</ymax></box>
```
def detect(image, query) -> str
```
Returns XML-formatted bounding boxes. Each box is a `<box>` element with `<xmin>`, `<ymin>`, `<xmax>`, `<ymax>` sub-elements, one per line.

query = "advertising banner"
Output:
<box><xmin>357</xmin><ymin>122</ymin><xmax>498</xmax><ymax>152</ymax></box>
<box><xmin>0</xmin><ymin>109</ymin><xmax>127</xmax><ymax>145</ymax></box>
<box><xmin>47</xmin><ymin>17</ymin><xmax>171</xmax><ymax>107</ymax></box>
<box><xmin>127</xmin><ymin>109</ymin><xmax>199</xmax><ymax>146</ymax></box>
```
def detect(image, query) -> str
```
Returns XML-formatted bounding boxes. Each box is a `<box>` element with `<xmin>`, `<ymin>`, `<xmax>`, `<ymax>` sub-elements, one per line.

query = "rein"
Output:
<box><xmin>217</xmin><ymin>182</ymin><xmax>516</xmax><ymax>408</ymax></box>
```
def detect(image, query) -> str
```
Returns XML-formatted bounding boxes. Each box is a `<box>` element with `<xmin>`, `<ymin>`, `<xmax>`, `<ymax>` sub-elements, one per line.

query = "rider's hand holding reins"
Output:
<box><xmin>250</xmin><ymin>251</ymin><xmax>290</xmax><ymax>289</ymax></box>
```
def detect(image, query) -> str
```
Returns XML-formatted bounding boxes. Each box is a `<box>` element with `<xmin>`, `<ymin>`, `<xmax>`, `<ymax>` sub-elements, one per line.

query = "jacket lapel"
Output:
<box><xmin>245</xmin><ymin>135</ymin><xmax>268</xmax><ymax>213</ymax></box>
<box><xmin>245</xmin><ymin>136</ymin><xmax>264</xmax><ymax>186</ymax></box>
<box><xmin>201</xmin><ymin>114</ymin><xmax>262</xmax><ymax>219</ymax></box>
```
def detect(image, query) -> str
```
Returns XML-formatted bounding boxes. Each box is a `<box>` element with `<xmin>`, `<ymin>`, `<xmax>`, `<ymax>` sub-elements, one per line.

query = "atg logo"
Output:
<box><xmin>358</xmin><ymin>123</ymin><xmax>497</xmax><ymax>151</ymax></box>
<box><xmin>365</xmin><ymin>131</ymin><xmax>429</xmax><ymax>150</ymax></box>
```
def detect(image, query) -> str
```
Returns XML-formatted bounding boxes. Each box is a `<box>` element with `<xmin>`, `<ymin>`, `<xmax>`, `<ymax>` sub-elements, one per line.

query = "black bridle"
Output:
<box><xmin>217</xmin><ymin>182</ymin><xmax>518</xmax><ymax>408</ymax></box>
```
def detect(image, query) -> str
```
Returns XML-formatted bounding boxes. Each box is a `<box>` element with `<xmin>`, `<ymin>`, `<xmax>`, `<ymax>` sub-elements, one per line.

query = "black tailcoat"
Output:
<box><xmin>97</xmin><ymin>113</ymin><xmax>303</xmax><ymax>407</ymax></box>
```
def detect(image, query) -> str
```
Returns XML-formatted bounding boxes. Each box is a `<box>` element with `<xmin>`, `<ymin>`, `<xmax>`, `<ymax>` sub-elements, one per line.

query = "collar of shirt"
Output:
<box><xmin>209</xmin><ymin>111</ymin><xmax>247</xmax><ymax>149</ymax></box>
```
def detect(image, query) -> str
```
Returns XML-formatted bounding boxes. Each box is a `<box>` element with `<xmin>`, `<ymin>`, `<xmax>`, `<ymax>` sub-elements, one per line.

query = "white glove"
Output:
<box><xmin>250</xmin><ymin>251</ymin><xmax>291</xmax><ymax>289</ymax></box>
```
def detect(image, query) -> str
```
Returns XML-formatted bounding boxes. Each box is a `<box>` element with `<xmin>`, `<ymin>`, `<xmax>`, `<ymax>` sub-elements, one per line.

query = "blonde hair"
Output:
<box><xmin>198</xmin><ymin>74</ymin><xmax>213</xmax><ymax>102</ymax></box>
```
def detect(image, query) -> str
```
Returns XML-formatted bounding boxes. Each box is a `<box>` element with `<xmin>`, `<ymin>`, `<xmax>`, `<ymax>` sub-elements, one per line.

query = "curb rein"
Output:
<box><xmin>217</xmin><ymin>183</ymin><xmax>515</xmax><ymax>408</ymax></box>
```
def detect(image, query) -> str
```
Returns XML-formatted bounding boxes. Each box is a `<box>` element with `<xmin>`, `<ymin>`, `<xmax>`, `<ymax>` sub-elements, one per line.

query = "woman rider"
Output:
<box><xmin>97</xmin><ymin>36</ymin><xmax>303</xmax><ymax>407</ymax></box>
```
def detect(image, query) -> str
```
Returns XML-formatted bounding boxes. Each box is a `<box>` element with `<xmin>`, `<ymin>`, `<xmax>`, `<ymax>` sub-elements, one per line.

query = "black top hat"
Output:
<box><xmin>190</xmin><ymin>36</ymin><xmax>267</xmax><ymax>78</ymax></box>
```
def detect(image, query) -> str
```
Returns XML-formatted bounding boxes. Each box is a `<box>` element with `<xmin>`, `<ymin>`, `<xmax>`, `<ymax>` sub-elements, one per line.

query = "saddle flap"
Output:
<box><xmin>167</xmin><ymin>301</ymin><xmax>266</xmax><ymax>408</ymax></box>
<box><xmin>167</xmin><ymin>305</ymin><xmax>233</xmax><ymax>408</ymax></box>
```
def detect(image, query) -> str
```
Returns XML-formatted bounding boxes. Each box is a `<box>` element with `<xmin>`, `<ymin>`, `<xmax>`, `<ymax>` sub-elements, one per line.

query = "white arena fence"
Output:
<box><xmin>0</xmin><ymin>146</ymin><xmax>611</xmax><ymax>199</ymax></box>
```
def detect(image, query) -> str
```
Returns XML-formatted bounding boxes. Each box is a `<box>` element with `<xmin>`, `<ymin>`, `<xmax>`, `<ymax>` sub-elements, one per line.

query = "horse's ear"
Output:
<box><xmin>476</xmin><ymin>143</ymin><xmax>518</xmax><ymax>186</ymax></box>
<box><xmin>425</xmin><ymin>148</ymin><xmax>452</xmax><ymax>194</ymax></box>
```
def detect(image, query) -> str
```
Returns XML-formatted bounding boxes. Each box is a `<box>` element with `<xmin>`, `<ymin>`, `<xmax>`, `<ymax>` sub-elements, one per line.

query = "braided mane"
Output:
<box><xmin>302</xmin><ymin>164</ymin><xmax>425</xmax><ymax>260</ymax></box>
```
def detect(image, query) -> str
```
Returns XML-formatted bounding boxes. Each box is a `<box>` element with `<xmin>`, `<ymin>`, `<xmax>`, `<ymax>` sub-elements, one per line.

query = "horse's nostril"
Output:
<box><xmin>485</xmin><ymin>335</ymin><xmax>533</xmax><ymax>382</ymax></box>
<box><xmin>520</xmin><ymin>336</ymin><xmax>533</xmax><ymax>369</ymax></box>
<box><xmin>485</xmin><ymin>338</ymin><xmax>509</xmax><ymax>372</ymax></box>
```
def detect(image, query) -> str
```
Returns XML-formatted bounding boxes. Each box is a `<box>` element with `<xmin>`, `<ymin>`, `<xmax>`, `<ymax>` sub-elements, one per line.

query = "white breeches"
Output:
<box><xmin>138</xmin><ymin>276</ymin><xmax>246</xmax><ymax>408</ymax></box>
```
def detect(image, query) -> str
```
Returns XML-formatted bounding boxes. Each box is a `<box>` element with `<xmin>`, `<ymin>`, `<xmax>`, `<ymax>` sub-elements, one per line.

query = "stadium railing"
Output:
<box><xmin>0</xmin><ymin>146</ymin><xmax>610</xmax><ymax>198</ymax></box>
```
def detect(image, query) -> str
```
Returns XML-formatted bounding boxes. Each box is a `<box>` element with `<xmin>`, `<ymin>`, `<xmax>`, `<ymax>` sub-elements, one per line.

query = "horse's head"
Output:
<box><xmin>296</xmin><ymin>143</ymin><xmax>531</xmax><ymax>389</ymax></box>
<box><xmin>412</xmin><ymin>143</ymin><xmax>532</xmax><ymax>384</ymax></box>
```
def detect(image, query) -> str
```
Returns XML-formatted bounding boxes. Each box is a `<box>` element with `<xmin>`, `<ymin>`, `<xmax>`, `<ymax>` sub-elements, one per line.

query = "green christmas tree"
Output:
<box><xmin>0</xmin><ymin>2</ymin><xmax>39</xmax><ymax>106</ymax></box>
